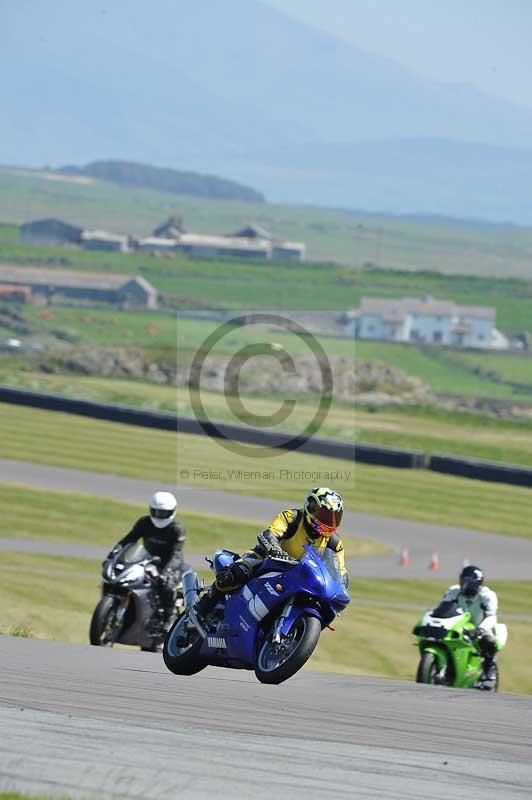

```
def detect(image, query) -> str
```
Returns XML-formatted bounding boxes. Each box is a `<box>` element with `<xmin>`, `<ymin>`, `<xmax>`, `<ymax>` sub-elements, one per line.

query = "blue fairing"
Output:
<box><xmin>199</xmin><ymin>544</ymin><xmax>350</xmax><ymax>669</ymax></box>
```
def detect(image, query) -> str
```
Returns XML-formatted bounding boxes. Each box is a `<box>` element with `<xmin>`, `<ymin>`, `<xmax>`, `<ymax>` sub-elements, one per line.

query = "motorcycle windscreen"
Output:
<box><xmin>120</xmin><ymin>542</ymin><xmax>150</xmax><ymax>564</ymax></box>
<box><xmin>311</xmin><ymin>545</ymin><xmax>341</xmax><ymax>582</ymax></box>
<box><xmin>430</xmin><ymin>600</ymin><xmax>464</xmax><ymax>618</ymax></box>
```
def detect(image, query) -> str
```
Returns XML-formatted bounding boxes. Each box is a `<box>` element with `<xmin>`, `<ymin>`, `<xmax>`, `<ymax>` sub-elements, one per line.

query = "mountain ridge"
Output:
<box><xmin>2</xmin><ymin>0</ymin><xmax>532</xmax><ymax>221</ymax></box>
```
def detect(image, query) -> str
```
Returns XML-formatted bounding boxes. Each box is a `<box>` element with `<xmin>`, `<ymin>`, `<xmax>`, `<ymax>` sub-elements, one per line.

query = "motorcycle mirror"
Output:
<box><xmin>152</xmin><ymin>556</ymin><xmax>162</xmax><ymax>565</ymax></box>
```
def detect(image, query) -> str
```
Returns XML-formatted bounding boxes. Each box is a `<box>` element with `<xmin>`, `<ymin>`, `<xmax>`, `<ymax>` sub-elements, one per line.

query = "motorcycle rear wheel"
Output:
<box><xmin>255</xmin><ymin>614</ymin><xmax>321</xmax><ymax>685</ymax></box>
<box><xmin>163</xmin><ymin>614</ymin><xmax>206</xmax><ymax>675</ymax></box>
<box><xmin>89</xmin><ymin>596</ymin><xmax>120</xmax><ymax>647</ymax></box>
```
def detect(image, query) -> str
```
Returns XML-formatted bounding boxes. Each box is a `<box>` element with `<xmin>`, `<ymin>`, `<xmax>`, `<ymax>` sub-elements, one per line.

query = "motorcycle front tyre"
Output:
<box><xmin>416</xmin><ymin>651</ymin><xmax>446</xmax><ymax>684</ymax></box>
<box><xmin>255</xmin><ymin>614</ymin><xmax>321</xmax><ymax>685</ymax></box>
<box><xmin>89</xmin><ymin>596</ymin><xmax>119</xmax><ymax>647</ymax></box>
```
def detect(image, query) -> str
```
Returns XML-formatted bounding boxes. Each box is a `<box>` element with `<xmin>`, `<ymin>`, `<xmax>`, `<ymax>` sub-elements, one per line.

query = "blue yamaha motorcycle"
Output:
<box><xmin>163</xmin><ymin>544</ymin><xmax>350</xmax><ymax>684</ymax></box>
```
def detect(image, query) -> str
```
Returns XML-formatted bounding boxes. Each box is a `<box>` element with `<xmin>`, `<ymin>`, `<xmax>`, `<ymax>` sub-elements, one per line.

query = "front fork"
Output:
<box><xmin>273</xmin><ymin>599</ymin><xmax>323</xmax><ymax>641</ymax></box>
<box><xmin>422</xmin><ymin>645</ymin><xmax>449</xmax><ymax>685</ymax></box>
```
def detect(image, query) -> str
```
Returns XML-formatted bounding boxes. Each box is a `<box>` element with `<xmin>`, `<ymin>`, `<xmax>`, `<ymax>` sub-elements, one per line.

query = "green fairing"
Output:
<box><xmin>413</xmin><ymin>602</ymin><xmax>506</xmax><ymax>691</ymax></box>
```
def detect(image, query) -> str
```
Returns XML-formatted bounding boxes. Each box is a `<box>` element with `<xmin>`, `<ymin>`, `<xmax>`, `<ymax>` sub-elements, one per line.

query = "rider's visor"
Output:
<box><xmin>150</xmin><ymin>507</ymin><xmax>174</xmax><ymax>520</ymax></box>
<box><xmin>314</xmin><ymin>507</ymin><xmax>343</xmax><ymax>530</ymax></box>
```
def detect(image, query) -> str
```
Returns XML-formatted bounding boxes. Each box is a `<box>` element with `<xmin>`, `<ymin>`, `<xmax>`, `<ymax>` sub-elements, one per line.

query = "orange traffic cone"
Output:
<box><xmin>399</xmin><ymin>545</ymin><xmax>409</xmax><ymax>567</ymax></box>
<box><xmin>429</xmin><ymin>551</ymin><xmax>440</xmax><ymax>570</ymax></box>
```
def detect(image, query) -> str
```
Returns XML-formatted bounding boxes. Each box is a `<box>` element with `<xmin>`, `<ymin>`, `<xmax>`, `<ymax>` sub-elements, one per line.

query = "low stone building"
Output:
<box><xmin>81</xmin><ymin>230</ymin><xmax>129</xmax><ymax>253</ymax></box>
<box><xmin>0</xmin><ymin>284</ymin><xmax>32</xmax><ymax>303</ymax></box>
<box><xmin>21</xmin><ymin>218</ymin><xmax>83</xmax><ymax>246</ymax></box>
<box><xmin>135</xmin><ymin>236</ymin><xmax>178</xmax><ymax>253</ymax></box>
<box><xmin>176</xmin><ymin>233</ymin><xmax>271</xmax><ymax>260</ymax></box>
<box><xmin>0</xmin><ymin>267</ymin><xmax>157</xmax><ymax>309</ymax></box>
<box><xmin>152</xmin><ymin>216</ymin><xmax>187</xmax><ymax>238</ymax></box>
<box><xmin>231</xmin><ymin>224</ymin><xmax>306</xmax><ymax>261</ymax></box>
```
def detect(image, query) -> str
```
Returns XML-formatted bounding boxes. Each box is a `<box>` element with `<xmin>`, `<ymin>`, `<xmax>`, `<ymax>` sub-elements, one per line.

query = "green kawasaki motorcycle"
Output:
<box><xmin>413</xmin><ymin>599</ymin><xmax>508</xmax><ymax>691</ymax></box>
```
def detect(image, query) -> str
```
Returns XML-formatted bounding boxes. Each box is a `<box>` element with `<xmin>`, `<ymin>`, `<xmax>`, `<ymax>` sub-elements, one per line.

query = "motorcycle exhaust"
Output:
<box><xmin>182</xmin><ymin>570</ymin><xmax>201</xmax><ymax>609</ymax></box>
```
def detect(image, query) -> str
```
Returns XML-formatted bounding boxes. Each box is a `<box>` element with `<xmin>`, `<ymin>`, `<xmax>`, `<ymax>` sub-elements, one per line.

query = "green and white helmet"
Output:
<box><xmin>304</xmin><ymin>487</ymin><xmax>344</xmax><ymax>537</ymax></box>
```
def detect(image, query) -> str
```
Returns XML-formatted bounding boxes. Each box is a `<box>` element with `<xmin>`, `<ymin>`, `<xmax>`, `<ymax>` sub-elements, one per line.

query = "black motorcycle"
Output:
<box><xmin>89</xmin><ymin>542</ymin><xmax>184</xmax><ymax>651</ymax></box>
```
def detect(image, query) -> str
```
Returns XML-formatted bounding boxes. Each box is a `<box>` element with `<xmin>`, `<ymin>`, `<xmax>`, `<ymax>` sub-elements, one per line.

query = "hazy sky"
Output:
<box><xmin>266</xmin><ymin>0</ymin><xmax>532</xmax><ymax>109</ymax></box>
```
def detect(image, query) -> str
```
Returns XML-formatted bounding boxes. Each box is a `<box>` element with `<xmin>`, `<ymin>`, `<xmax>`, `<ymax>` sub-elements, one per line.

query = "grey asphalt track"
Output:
<box><xmin>2</xmin><ymin>458</ymin><xmax>532</xmax><ymax>578</ymax></box>
<box><xmin>0</xmin><ymin>638</ymin><xmax>531</xmax><ymax>800</ymax></box>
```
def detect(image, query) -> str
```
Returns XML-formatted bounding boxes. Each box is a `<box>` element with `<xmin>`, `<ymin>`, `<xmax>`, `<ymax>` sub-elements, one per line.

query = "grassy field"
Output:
<box><xmin>2</xmin><ymin>403</ymin><xmax>532</xmax><ymax>538</ymax></box>
<box><xmin>0</xmin><ymin>483</ymin><xmax>385</xmax><ymax>559</ymax></box>
<box><xmin>3</xmin><ymin>167</ymin><xmax>532</xmax><ymax>278</ymax></box>
<box><xmin>1</xmin><ymin>553</ymin><xmax>529</xmax><ymax>694</ymax></box>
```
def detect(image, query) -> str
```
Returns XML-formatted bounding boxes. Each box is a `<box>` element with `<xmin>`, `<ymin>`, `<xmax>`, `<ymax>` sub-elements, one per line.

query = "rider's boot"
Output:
<box><xmin>194</xmin><ymin>584</ymin><xmax>221</xmax><ymax>621</ymax></box>
<box><xmin>480</xmin><ymin>659</ymin><xmax>497</xmax><ymax>690</ymax></box>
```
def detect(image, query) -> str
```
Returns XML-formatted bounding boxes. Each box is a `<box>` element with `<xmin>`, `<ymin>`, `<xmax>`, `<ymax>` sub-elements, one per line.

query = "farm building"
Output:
<box><xmin>231</xmin><ymin>224</ymin><xmax>273</xmax><ymax>240</ymax></box>
<box><xmin>135</xmin><ymin>236</ymin><xmax>177</xmax><ymax>253</ymax></box>
<box><xmin>147</xmin><ymin>218</ymin><xmax>306</xmax><ymax>261</ymax></box>
<box><xmin>21</xmin><ymin>218</ymin><xmax>83</xmax><ymax>246</ymax></box>
<box><xmin>344</xmin><ymin>296</ymin><xmax>508</xmax><ymax>350</ymax></box>
<box><xmin>175</xmin><ymin>233</ymin><xmax>271</xmax><ymax>260</ymax></box>
<box><xmin>152</xmin><ymin>216</ymin><xmax>186</xmax><ymax>238</ymax></box>
<box><xmin>0</xmin><ymin>284</ymin><xmax>32</xmax><ymax>303</ymax></box>
<box><xmin>231</xmin><ymin>224</ymin><xmax>306</xmax><ymax>261</ymax></box>
<box><xmin>0</xmin><ymin>267</ymin><xmax>157</xmax><ymax>309</ymax></box>
<box><xmin>272</xmin><ymin>241</ymin><xmax>306</xmax><ymax>262</ymax></box>
<box><xmin>80</xmin><ymin>230</ymin><xmax>129</xmax><ymax>252</ymax></box>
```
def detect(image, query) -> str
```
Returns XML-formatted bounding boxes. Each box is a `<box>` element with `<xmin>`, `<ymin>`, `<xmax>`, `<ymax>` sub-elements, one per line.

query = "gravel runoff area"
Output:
<box><xmin>1</xmin><ymin>459</ymin><xmax>532</xmax><ymax>579</ymax></box>
<box><xmin>1</xmin><ymin>638</ymin><xmax>531</xmax><ymax>800</ymax></box>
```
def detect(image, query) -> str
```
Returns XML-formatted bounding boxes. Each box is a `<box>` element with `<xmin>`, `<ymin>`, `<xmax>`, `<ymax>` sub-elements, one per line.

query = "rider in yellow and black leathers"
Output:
<box><xmin>195</xmin><ymin>488</ymin><xmax>347</xmax><ymax>619</ymax></box>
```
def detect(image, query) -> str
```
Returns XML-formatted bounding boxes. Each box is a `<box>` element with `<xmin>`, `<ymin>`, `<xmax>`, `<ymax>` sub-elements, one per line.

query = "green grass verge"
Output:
<box><xmin>1</xmin><ymin>403</ymin><xmax>532</xmax><ymax>538</ymax></box>
<box><xmin>6</xmin><ymin>362</ymin><xmax>532</xmax><ymax>465</ymax></box>
<box><xmin>354</xmin><ymin>404</ymin><xmax>532</xmax><ymax>467</ymax></box>
<box><xmin>0</xmin><ymin>483</ymin><xmax>384</xmax><ymax>559</ymax></box>
<box><xmin>0</xmin><ymin>794</ymin><xmax>73</xmax><ymax>800</ymax></box>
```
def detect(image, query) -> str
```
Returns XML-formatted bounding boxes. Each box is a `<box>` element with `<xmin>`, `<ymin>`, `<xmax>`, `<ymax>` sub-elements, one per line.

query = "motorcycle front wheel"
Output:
<box><xmin>255</xmin><ymin>614</ymin><xmax>321</xmax><ymax>685</ymax></box>
<box><xmin>416</xmin><ymin>652</ymin><xmax>447</xmax><ymax>685</ymax></box>
<box><xmin>163</xmin><ymin>614</ymin><xmax>206</xmax><ymax>675</ymax></box>
<box><xmin>89</xmin><ymin>596</ymin><xmax>121</xmax><ymax>647</ymax></box>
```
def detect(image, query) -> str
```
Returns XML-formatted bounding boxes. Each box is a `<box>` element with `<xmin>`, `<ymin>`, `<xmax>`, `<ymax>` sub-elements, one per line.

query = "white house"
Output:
<box><xmin>344</xmin><ymin>296</ymin><xmax>508</xmax><ymax>350</ymax></box>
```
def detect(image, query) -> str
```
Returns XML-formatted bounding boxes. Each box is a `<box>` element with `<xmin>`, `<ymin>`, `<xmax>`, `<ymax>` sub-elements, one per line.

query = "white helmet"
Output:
<box><xmin>149</xmin><ymin>491</ymin><xmax>177</xmax><ymax>529</ymax></box>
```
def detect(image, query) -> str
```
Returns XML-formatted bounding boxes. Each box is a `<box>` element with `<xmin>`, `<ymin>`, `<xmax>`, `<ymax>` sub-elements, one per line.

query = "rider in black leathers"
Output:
<box><xmin>107</xmin><ymin>491</ymin><xmax>185</xmax><ymax>623</ymax></box>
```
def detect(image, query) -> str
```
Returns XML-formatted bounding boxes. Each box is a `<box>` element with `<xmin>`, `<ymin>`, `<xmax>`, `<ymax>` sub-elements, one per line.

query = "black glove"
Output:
<box><xmin>257</xmin><ymin>532</ymin><xmax>284</xmax><ymax>558</ymax></box>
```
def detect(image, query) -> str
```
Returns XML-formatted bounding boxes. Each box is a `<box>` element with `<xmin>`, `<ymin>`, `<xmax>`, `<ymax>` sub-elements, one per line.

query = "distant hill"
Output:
<box><xmin>4</xmin><ymin>0</ymin><xmax>532</xmax><ymax>220</ymax></box>
<box><xmin>56</xmin><ymin>161</ymin><xmax>264</xmax><ymax>203</ymax></box>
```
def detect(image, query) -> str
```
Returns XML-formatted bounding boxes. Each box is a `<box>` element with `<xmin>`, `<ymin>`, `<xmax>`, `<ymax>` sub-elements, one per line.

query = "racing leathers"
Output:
<box><xmin>110</xmin><ymin>516</ymin><xmax>185</xmax><ymax>622</ymax></box>
<box><xmin>440</xmin><ymin>583</ymin><xmax>499</xmax><ymax>681</ymax></box>
<box><xmin>196</xmin><ymin>508</ymin><xmax>348</xmax><ymax>617</ymax></box>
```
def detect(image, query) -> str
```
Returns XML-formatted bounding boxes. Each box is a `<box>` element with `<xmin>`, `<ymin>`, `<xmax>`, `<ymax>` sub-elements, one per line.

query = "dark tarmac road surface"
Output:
<box><xmin>0</xmin><ymin>638</ymin><xmax>531</xmax><ymax>799</ymax></box>
<box><xmin>1</xmin><ymin>458</ymin><xmax>532</xmax><ymax>579</ymax></box>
